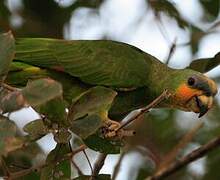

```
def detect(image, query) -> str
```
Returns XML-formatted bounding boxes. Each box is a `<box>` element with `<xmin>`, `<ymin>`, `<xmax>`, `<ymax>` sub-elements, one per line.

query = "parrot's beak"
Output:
<box><xmin>195</xmin><ymin>95</ymin><xmax>213</xmax><ymax>118</ymax></box>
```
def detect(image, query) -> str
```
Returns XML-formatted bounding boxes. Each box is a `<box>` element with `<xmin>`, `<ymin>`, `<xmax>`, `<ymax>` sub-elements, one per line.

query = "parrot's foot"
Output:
<box><xmin>101</xmin><ymin>119</ymin><xmax>135</xmax><ymax>138</ymax></box>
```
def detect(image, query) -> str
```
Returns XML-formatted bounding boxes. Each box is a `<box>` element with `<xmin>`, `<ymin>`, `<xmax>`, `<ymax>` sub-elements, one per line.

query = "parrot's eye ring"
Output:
<box><xmin>188</xmin><ymin>77</ymin><xmax>195</xmax><ymax>86</ymax></box>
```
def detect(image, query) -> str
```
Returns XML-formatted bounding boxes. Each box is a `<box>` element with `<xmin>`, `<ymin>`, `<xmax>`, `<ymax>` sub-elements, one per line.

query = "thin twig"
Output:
<box><xmin>112</xmin><ymin>152</ymin><xmax>126</xmax><ymax>180</ymax></box>
<box><xmin>135</xmin><ymin>146</ymin><xmax>161</xmax><ymax>168</ymax></box>
<box><xmin>1</xmin><ymin>83</ymin><xmax>20</xmax><ymax>91</ymax></box>
<box><xmin>92</xmin><ymin>153</ymin><xmax>107</xmax><ymax>179</ymax></box>
<box><xmin>71</xmin><ymin>159</ymin><xmax>84</xmax><ymax>176</ymax></box>
<box><xmin>82</xmin><ymin>150</ymin><xmax>94</xmax><ymax>175</ymax></box>
<box><xmin>154</xmin><ymin>17</ymin><xmax>171</xmax><ymax>44</ymax></box>
<box><xmin>148</xmin><ymin>134</ymin><xmax>220</xmax><ymax>180</ymax></box>
<box><xmin>165</xmin><ymin>38</ymin><xmax>177</xmax><ymax>65</ymax></box>
<box><xmin>68</xmin><ymin>142</ymin><xmax>84</xmax><ymax>176</ymax></box>
<box><xmin>117</xmin><ymin>90</ymin><xmax>170</xmax><ymax>131</ymax></box>
<box><xmin>5</xmin><ymin>145</ymin><xmax>86</xmax><ymax>179</ymax></box>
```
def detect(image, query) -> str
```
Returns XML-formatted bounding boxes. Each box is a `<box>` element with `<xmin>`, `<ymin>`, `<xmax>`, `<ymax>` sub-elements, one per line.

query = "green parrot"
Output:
<box><xmin>7</xmin><ymin>38</ymin><xmax>218</xmax><ymax>121</ymax></box>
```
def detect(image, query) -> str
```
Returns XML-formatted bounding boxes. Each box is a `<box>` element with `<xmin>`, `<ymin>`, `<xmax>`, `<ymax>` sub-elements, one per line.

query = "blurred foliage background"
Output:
<box><xmin>0</xmin><ymin>0</ymin><xmax>220</xmax><ymax>179</ymax></box>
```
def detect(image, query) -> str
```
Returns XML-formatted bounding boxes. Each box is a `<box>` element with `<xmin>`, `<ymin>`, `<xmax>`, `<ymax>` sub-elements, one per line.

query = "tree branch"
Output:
<box><xmin>148</xmin><ymin>134</ymin><xmax>220</xmax><ymax>180</ymax></box>
<box><xmin>156</xmin><ymin>121</ymin><xmax>204</xmax><ymax>172</ymax></box>
<box><xmin>82</xmin><ymin>149</ymin><xmax>93</xmax><ymax>175</ymax></box>
<box><xmin>92</xmin><ymin>153</ymin><xmax>107</xmax><ymax>179</ymax></box>
<box><xmin>71</xmin><ymin>159</ymin><xmax>84</xmax><ymax>176</ymax></box>
<box><xmin>117</xmin><ymin>90</ymin><xmax>170</xmax><ymax>131</ymax></box>
<box><xmin>69</xmin><ymin>142</ymin><xmax>84</xmax><ymax>176</ymax></box>
<box><xmin>165</xmin><ymin>37</ymin><xmax>177</xmax><ymax>65</ymax></box>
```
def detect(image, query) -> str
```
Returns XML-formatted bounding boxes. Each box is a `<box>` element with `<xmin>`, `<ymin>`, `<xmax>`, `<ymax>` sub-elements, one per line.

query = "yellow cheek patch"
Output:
<box><xmin>208</xmin><ymin>79</ymin><xmax>218</xmax><ymax>96</ymax></box>
<box><xmin>24</xmin><ymin>67</ymin><xmax>41</xmax><ymax>73</ymax></box>
<box><xmin>176</xmin><ymin>84</ymin><xmax>202</xmax><ymax>101</ymax></box>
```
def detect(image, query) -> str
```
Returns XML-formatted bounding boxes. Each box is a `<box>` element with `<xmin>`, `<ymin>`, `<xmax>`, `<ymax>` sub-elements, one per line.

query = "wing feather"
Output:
<box><xmin>15</xmin><ymin>38</ymin><xmax>152</xmax><ymax>88</ymax></box>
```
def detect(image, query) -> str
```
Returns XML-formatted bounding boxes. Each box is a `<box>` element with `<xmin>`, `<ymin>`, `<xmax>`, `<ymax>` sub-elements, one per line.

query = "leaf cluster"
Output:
<box><xmin>0</xmin><ymin>32</ymin><xmax>120</xmax><ymax>179</ymax></box>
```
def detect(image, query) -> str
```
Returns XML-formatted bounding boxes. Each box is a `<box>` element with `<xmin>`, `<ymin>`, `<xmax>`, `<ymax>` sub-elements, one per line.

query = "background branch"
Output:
<box><xmin>71</xmin><ymin>159</ymin><xmax>84</xmax><ymax>176</ymax></box>
<box><xmin>148</xmin><ymin>134</ymin><xmax>220</xmax><ymax>180</ymax></box>
<box><xmin>112</xmin><ymin>152</ymin><xmax>126</xmax><ymax>180</ymax></box>
<box><xmin>156</xmin><ymin>121</ymin><xmax>204</xmax><ymax>173</ymax></box>
<box><xmin>165</xmin><ymin>37</ymin><xmax>177</xmax><ymax>65</ymax></box>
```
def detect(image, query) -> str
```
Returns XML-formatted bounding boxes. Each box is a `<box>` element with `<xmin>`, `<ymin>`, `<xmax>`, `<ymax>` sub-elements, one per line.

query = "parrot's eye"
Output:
<box><xmin>188</xmin><ymin>77</ymin><xmax>195</xmax><ymax>86</ymax></box>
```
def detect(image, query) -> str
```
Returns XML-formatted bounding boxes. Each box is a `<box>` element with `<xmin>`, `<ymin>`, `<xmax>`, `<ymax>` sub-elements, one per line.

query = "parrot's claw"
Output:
<box><xmin>101</xmin><ymin>120</ymin><xmax>135</xmax><ymax>138</ymax></box>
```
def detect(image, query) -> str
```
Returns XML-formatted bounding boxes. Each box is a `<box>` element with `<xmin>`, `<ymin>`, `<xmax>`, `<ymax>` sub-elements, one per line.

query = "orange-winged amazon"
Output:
<box><xmin>7</xmin><ymin>38</ymin><xmax>218</xmax><ymax>120</ymax></box>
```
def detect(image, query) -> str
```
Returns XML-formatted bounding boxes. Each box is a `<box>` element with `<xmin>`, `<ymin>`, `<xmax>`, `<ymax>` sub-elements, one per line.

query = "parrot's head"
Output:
<box><xmin>167</xmin><ymin>69</ymin><xmax>218</xmax><ymax>117</ymax></box>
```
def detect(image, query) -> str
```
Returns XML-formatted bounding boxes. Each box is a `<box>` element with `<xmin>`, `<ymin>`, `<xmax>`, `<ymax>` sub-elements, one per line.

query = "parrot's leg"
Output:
<box><xmin>102</xmin><ymin>119</ymin><xmax>135</xmax><ymax>138</ymax></box>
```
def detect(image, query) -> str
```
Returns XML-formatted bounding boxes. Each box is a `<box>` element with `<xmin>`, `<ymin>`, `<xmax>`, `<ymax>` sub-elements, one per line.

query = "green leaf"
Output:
<box><xmin>23</xmin><ymin>119</ymin><xmax>49</xmax><ymax>140</ymax></box>
<box><xmin>84</xmin><ymin>133</ymin><xmax>121</xmax><ymax>154</ymax></box>
<box><xmin>0</xmin><ymin>78</ymin><xmax>63</xmax><ymax>113</ymax></box>
<box><xmin>5</xmin><ymin>141</ymin><xmax>43</xmax><ymax>176</ymax></box>
<box><xmin>41</xmin><ymin>144</ymin><xmax>71</xmax><ymax>180</ymax></box>
<box><xmin>188</xmin><ymin>52</ymin><xmax>220</xmax><ymax>73</ymax></box>
<box><xmin>0</xmin><ymin>31</ymin><xmax>15</xmax><ymax>81</ymax></box>
<box><xmin>68</xmin><ymin>86</ymin><xmax>117</xmax><ymax>121</ymax></box>
<box><xmin>22</xmin><ymin>78</ymin><xmax>63</xmax><ymax>107</ymax></box>
<box><xmin>38</xmin><ymin>97</ymin><xmax>68</xmax><ymax>125</ymax></box>
<box><xmin>68</xmin><ymin>86</ymin><xmax>117</xmax><ymax>138</ymax></box>
<box><xmin>0</xmin><ymin>89</ymin><xmax>25</xmax><ymax>113</ymax></box>
<box><xmin>68</xmin><ymin>86</ymin><xmax>121</xmax><ymax>153</ymax></box>
<box><xmin>69</xmin><ymin>86</ymin><xmax>116</xmax><ymax>137</ymax></box>
<box><xmin>70</xmin><ymin>114</ymin><xmax>102</xmax><ymax>139</ymax></box>
<box><xmin>0</xmin><ymin>115</ymin><xmax>24</xmax><ymax>156</ymax></box>
<box><xmin>74</xmin><ymin>174</ymin><xmax>111</xmax><ymax>180</ymax></box>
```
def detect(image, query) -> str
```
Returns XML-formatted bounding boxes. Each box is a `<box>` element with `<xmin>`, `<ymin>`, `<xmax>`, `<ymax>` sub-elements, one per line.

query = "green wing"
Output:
<box><xmin>188</xmin><ymin>52</ymin><xmax>220</xmax><ymax>73</ymax></box>
<box><xmin>14</xmin><ymin>38</ymin><xmax>156</xmax><ymax>88</ymax></box>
